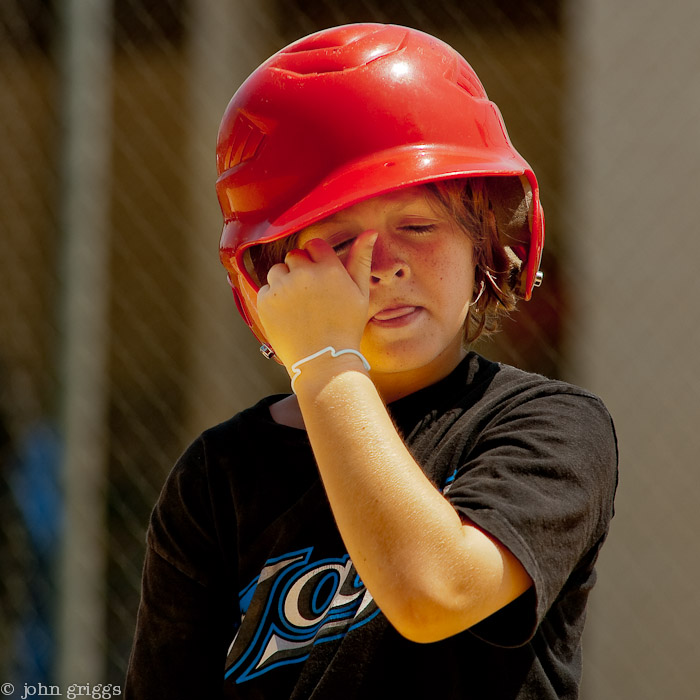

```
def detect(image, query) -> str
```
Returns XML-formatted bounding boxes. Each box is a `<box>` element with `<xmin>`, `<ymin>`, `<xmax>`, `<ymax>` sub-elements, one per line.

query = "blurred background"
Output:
<box><xmin>1</xmin><ymin>0</ymin><xmax>698</xmax><ymax>697</ymax></box>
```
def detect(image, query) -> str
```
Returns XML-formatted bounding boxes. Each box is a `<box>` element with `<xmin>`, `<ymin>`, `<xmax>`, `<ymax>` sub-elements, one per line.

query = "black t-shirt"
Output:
<box><xmin>125</xmin><ymin>353</ymin><xmax>618</xmax><ymax>699</ymax></box>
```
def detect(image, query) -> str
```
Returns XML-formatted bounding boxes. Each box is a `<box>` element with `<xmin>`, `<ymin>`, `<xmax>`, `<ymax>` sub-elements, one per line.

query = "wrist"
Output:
<box><xmin>289</xmin><ymin>346</ymin><xmax>371</xmax><ymax>395</ymax></box>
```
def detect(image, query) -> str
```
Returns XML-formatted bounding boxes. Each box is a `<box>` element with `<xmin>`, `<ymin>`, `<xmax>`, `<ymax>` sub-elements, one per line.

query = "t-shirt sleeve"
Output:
<box><xmin>444</xmin><ymin>390</ymin><xmax>618</xmax><ymax>646</ymax></box>
<box><xmin>147</xmin><ymin>437</ymin><xmax>225</xmax><ymax>585</ymax></box>
<box><xmin>125</xmin><ymin>437</ymin><xmax>237</xmax><ymax>699</ymax></box>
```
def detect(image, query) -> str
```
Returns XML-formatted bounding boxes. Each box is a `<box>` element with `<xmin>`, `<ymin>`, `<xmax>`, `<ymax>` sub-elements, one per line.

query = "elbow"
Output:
<box><xmin>392</xmin><ymin>620</ymin><xmax>451</xmax><ymax>645</ymax></box>
<box><xmin>382</xmin><ymin>589</ymin><xmax>480</xmax><ymax>644</ymax></box>
<box><xmin>382</xmin><ymin>567</ymin><xmax>531</xmax><ymax>644</ymax></box>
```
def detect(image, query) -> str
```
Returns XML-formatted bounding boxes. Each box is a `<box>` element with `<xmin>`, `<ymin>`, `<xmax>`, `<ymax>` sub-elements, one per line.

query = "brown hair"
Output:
<box><xmin>246</xmin><ymin>177</ymin><xmax>525</xmax><ymax>344</ymax></box>
<box><xmin>423</xmin><ymin>177</ymin><xmax>521</xmax><ymax>343</ymax></box>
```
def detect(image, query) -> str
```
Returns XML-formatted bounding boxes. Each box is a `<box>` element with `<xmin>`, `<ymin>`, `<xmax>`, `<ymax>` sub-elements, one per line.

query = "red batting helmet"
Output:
<box><xmin>216</xmin><ymin>23</ymin><xmax>544</xmax><ymax>348</ymax></box>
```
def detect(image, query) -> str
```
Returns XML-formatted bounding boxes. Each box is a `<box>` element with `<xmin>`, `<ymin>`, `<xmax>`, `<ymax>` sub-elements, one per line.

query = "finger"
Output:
<box><xmin>265</xmin><ymin>261</ymin><xmax>289</xmax><ymax>284</ymax></box>
<box><xmin>284</xmin><ymin>247</ymin><xmax>311</xmax><ymax>268</ymax></box>
<box><xmin>302</xmin><ymin>237</ymin><xmax>338</xmax><ymax>263</ymax></box>
<box><xmin>345</xmin><ymin>230</ymin><xmax>378</xmax><ymax>296</ymax></box>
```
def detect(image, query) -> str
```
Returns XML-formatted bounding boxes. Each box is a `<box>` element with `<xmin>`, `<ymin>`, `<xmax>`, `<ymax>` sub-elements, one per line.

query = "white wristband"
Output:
<box><xmin>290</xmin><ymin>346</ymin><xmax>371</xmax><ymax>393</ymax></box>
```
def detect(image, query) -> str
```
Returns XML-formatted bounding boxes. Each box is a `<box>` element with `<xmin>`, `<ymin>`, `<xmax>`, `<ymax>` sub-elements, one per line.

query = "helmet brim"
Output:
<box><xmin>221</xmin><ymin>142</ymin><xmax>541</xmax><ymax>297</ymax></box>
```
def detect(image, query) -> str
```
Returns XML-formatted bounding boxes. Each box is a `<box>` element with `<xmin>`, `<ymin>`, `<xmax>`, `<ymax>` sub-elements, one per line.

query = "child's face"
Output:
<box><xmin>297</xmin><ymin>186</ymin><xmax>475</xmax><ymax>392</ymax></box>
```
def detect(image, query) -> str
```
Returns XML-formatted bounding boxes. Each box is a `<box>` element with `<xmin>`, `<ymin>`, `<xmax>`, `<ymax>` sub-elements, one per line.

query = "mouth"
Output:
<box><xmin>370</xmin><ymin>305</ymin><xmax>422</xmax><ymax>327</ymax></box>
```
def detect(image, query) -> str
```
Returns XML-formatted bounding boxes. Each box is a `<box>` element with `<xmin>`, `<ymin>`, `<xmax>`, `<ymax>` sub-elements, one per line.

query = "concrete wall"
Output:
<box><xmin>565</xmin><ymin>2</ymin><xmax>700</xmax><ymax>697</ymax></box>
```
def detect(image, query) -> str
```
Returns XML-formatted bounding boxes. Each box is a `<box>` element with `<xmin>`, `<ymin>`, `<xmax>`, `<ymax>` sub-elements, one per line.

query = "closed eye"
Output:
<box><xmin>331</xmin><ymin>223</ymin><xmax>437</xmax><ymax>256</ymax></box>
<box><xmin>400</xmin><ymin>223</ymin><xmax>438</xmax><ymax>234</ymax></box>
<box><xmin>332</xmin><ymin>237</ymin><xmax>356</xmax><ymax>255</ymax></box>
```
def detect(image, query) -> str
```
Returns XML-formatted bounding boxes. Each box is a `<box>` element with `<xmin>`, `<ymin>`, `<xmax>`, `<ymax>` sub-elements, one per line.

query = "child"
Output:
<box><xmin>126</xmin><ymin>23</ymin><xmax>617</xmax><ymax>699</ymax></box>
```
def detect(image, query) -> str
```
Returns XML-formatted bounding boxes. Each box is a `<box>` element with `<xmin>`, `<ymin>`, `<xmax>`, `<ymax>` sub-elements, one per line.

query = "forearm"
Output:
<box><xmin>294</xmin><ymin>357</ymin><xmax>529</xmax><ymax>642</ymax></box>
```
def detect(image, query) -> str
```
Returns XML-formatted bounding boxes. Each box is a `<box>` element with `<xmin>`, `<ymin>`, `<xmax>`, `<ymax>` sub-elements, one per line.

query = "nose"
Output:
<box><xmin>369</xmin><ymin>233</ymin><xmax>409</xmax><ymax>284</ymax></box>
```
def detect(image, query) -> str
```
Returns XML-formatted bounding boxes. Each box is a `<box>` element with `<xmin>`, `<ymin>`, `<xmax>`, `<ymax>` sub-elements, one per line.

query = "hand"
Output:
<box><xmin>257</xmin><ymin>230</ymin><xmax>378</xmax><ymax>370</ymax></box>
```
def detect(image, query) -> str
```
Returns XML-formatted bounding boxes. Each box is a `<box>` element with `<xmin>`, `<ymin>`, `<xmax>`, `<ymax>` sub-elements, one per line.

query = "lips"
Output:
<box><xmin>372</xmin><ymin>306</ymin><xmax>417</xmax><ymax>321</ymax></box>
<box><xmin>371</xmin><ymin>306</ymin><xmax>418</xmax><ymax>322</ymax></box>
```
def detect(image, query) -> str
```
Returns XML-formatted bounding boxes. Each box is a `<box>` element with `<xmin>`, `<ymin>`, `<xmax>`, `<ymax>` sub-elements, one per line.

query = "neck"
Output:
<box><xmin>370</xmin><ymin>346</ymin><xmax>468</xmax><ymax>404</ymax></box>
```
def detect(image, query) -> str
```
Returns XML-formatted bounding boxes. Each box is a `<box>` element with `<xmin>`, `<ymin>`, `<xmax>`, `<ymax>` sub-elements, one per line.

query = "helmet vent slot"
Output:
<box><xmin>454</xmin><ymin>62</ymin><xmax>486</xmax><ymax>98</ymax></box>
<box><xmin>218</xmin><ymin>112</ymin><xmax>266</xmax><ymax>173</ymax></box>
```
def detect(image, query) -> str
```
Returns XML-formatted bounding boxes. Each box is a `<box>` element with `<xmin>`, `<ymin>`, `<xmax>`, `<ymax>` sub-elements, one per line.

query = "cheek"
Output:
<box><xmin>421</xmin><ymin>243</ymin><xmax>474</xmax><ymax>297</ymax></box>
<box><xmin>451</xmin><ymin>239</ymin><xmax>476</xmax><ymax>286</ymax></box>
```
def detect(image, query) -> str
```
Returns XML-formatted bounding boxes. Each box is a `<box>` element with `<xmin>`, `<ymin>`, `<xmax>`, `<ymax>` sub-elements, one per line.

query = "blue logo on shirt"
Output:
<box><xmin>225</xmin><ymin>548</ymin><xmax>379</xmax><ymax>683</ymax></box>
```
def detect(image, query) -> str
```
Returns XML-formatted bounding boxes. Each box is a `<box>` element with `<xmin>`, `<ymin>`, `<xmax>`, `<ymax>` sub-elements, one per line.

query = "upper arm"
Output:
<box><xmin>397</xmin><ymin>517</ymin><xmax>533</xmax><ymax>644</ymax></box>
<box><xmin>439</xmin><ymin>392</ymin><xmax>617</xmax><ymax>644</ymax></box>
<box><xmin>458</xmin><ymin>518</ymin><xmax>534</xmax><ymax>618</ymax></box>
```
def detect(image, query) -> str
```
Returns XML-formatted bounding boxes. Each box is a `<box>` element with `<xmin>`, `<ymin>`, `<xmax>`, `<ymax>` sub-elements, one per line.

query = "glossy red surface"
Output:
<box><xmin>215</xmin><ymin>23</ymin><xmax>544</xmax><ymax>346</ymax></box>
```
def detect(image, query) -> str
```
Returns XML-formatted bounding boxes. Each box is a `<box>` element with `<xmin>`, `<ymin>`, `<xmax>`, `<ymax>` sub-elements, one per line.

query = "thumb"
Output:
<box><xmin>345</xmin><ymin>230</ymin><xmax>378</xmax><ymax>296</ymax></box>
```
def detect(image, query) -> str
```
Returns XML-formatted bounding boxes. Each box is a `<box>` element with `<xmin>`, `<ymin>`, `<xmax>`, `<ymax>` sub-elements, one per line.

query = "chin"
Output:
<box><xmin>366</xmin><ymin>344</ymin><xmax>452</xmax><ymax>375</ymax></box>
<box><xmin>363</xmin><ymin>326</ymin><xmax>466</xmax><ymax>376</ymax></box>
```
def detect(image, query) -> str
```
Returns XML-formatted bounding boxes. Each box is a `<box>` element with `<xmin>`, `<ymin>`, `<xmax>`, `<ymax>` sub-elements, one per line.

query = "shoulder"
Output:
<box><xmin>157</xmin><ymin>392</ymin><xmax>312</xmax><ymax>519</ymax></box>
<box><xmin>480</xmin><ymin>355</ymin><xmax>599</xmax><ymax>399</ymax></box>
<box><xmin>464</xmin><ymin>358</ymin><xmax>619</xmax><ymax>515</ymax></box>
<box><xmin>201</xmin><ymin>393</ymin><xmax>288</xmax><ymax>441</ymax></box>
<box><xmin>441</xmin><ymin>355</ymin><xmax>619</xmax><ymax>495</ymax></box>
<box><xmin>470</xmin><ymin>355</ymin><xmax>615</xmax><ymax>426</ymax></box>
<box><xmin>152</xmin><ymin>396</ymin><xmax>287</xmax><ymax>520</ymax></box>
<box><xmin>484</xmin><ymin>360</ymin><xmax>616</xmax><ymax>455</ymax></box>
<box><xmin>184</xmin><ymin>393</ymin><xmax>294</xmax><ymax>464</ymax></box>
<box><xmin>393</xmin><ymin>353</ymin><xmax>617</xmax><ymax>467</ymax></box>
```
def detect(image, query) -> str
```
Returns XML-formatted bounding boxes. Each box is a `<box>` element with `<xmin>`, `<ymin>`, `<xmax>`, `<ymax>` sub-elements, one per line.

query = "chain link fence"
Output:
<box><xmin>1</xmin><ymin>0</ymin><xmax>699</xmax><ymax>697</ymax></box>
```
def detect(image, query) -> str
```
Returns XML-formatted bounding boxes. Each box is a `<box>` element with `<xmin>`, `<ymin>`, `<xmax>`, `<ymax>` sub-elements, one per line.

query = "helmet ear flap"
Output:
<box><xmin>484</xmin><ymin>176</ymin><xmax>537</xmax><ymax>298</ymax></box>
<box><xmin>231</xmin><ymin>284</ymin><xmax>252</xmax><ymax>328</ymax></box>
